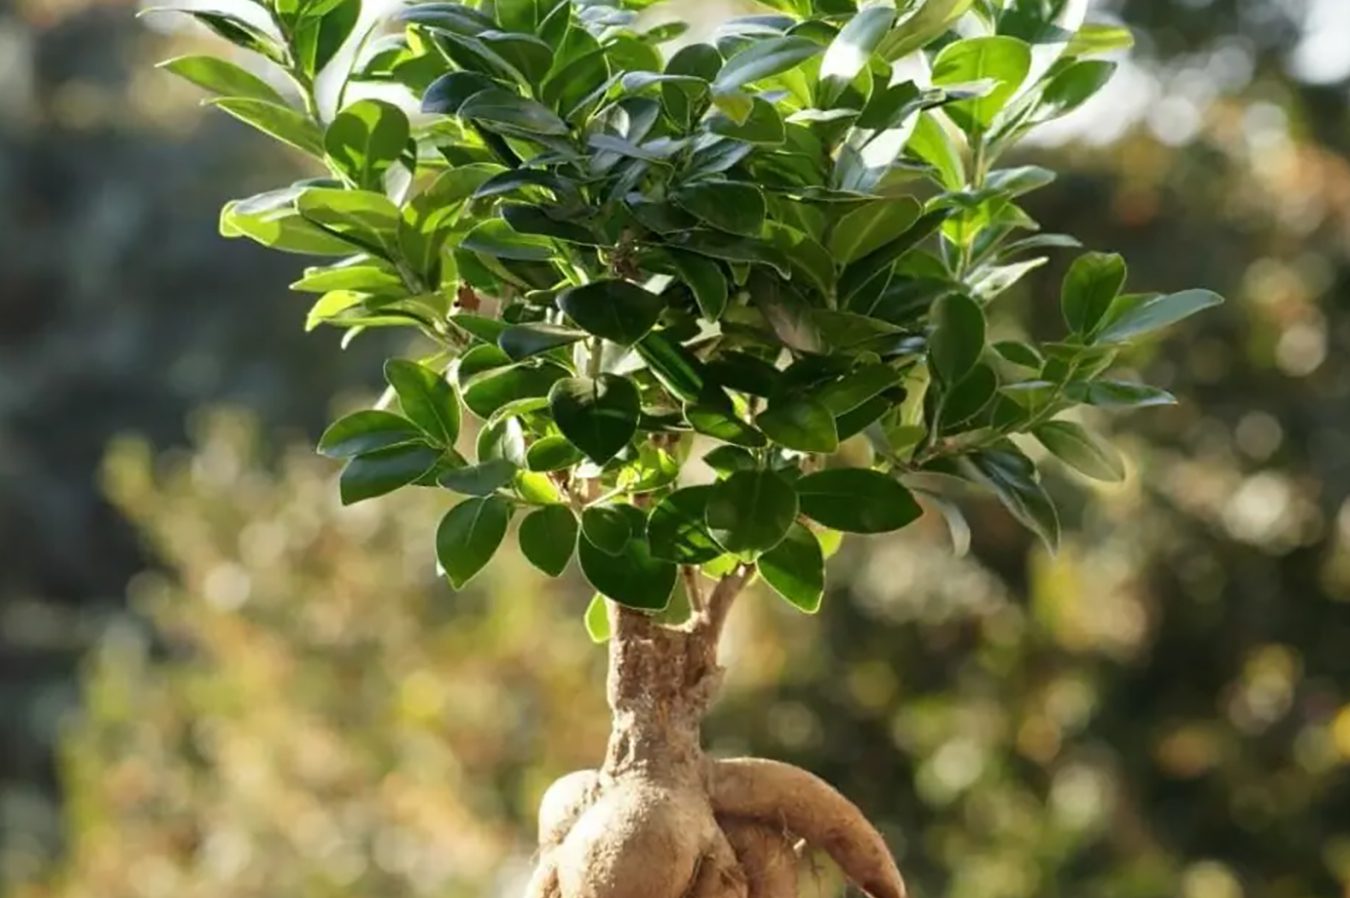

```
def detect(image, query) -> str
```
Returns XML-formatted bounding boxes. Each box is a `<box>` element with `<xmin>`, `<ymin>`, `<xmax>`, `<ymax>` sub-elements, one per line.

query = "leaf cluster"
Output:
<box><xmin>155</xmin><ymin>0</ymin><xmax>1222</xmax><ymax>615</ymax></box>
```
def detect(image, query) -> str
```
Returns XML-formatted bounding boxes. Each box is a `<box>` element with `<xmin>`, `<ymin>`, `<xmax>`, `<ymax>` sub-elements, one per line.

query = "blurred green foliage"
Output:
<box><xmin>3</xmin><ymin>0</ymin><xmax>1350</xmax><ymax>896</ymax></box>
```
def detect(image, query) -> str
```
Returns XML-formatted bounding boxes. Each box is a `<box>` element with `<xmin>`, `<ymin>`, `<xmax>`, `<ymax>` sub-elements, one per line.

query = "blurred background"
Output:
<box><xmin>2</xmin><ymin>0</ymin><xmax>1349</xmax><ymax>896</ymax></box>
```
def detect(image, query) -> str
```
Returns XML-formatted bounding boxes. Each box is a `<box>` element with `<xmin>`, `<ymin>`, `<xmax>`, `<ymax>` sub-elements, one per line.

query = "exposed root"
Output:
<box><xmin>537</xmin><ymin>770</ymin><xmax>602</xmax><ymax>850</ymax></box>
<box><xmin>710</xmin><ymin>759</ymin><xmax>905</xmax><ymax>898</ymax></box>
<box><xmin>683</xmin><ymin>830</ymin><xmax>748</xmax><ymax>898</ymax></box>
<box><xmin>720</xmin><ymin>818</ymin><xmax>799</xmax><ymax>898</ymax></box>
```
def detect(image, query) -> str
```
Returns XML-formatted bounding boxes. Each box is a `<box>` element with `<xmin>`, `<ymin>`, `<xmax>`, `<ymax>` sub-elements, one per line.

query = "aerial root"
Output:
<box><xmin>719</xmin><ymin>818</ymin><xmax>799</xmax><ymax>898</ymax></box>
<box><xmin>710</xmin><ymin>759</ymin><xmax>905</xmax><ymax>898</ymax></box>
<box><xmin>683</xmin><ymin>830</ymin><xmax>749</xmax><ymax>898</ymax></box>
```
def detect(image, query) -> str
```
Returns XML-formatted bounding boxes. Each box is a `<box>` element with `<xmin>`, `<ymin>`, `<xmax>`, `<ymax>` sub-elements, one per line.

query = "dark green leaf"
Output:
<box><xmin>686</xmin><ymin>403</ymin><xmax>768</xmax><ymax>448</ymax></box>
<box><xmin>340</xmin><ymin>443</ymin><xmax>442</xmax><ymax>505</ymax></box>
<box><xmin>708</xmin><ymin>96</ymin><xmax>786</xmax><ymax>145</ymax></box>
<box><xmin>672</xmin><ymin>181</ymin><xmax>766</xmax><ymax>238</ymax></box>
<box><xmin>714</xmin><ymin>35</ymin><xmax>822</xmax><ymax>92</ymax></box>
<box><xmin>635</xmin><ymin>332</ymin><xmax>706</xmax><ymax>403</ymax></box>
<box><xmin>795</xmin><ymin>468</ymin><xmax>922</xmax><ymax>534</ymax></box>
<box><xmin>1034</xmin><ymin>420</ymin><xmax>1126</xmax><ymax>482</ymax></box>
<box><xmin>966</xmin><ymin>447</ymin><xmax>1059</xmax><ymax>550</ymax></box>
<box><xmin>462</xmin><ymin>363</ymin><xmax>568</xmax><ymax>418</ymax></box>
<box><xmin>703</xmin><ymin>445</ymin><xmax>757</xmax><ymax>477</ymax></box>
<box><xmin>557</xmin><ymin>280</ymin><xmax>664</xmax><ymax>346</ymax></box>
<box><xmin>459</xmin><ymin>87</ymin><xmax>570</xmax><ymax>136</ymax></box>
<box><xmin>1095</xmin><ymin>289</ymin><xmax>1223</xmax><ymax>344</ymax></box>
<box><xmin>436</xmin><ymin>496</ymin><xmax>512</xmax><ymax>588</ymax></box>
<box><xmin>438</xmin><ymin>459</ymin><xmax>516</xmax><ymax>495</ymax></box>
<box><xmin>1062</xmin><ymin>252</ymin><xmax>1126</xmax><ymax>334</ymax></box>
<box><xmin>1069</xmin><ymin>380</ymin><xmax>1176</xmax><ymax>409</ymax></box>
<box><xmin>460</xmin><ymin>219</ymin><xmax>556</xmax><ymax>261</ymax></box>
<box><xmin>757</xmin><ymin>397</ymin><xmax>840</xmax><ymax>454</ymax></box>
<box><xmin>929</xmin><ymin>293</ymin><xmax>986</xmax><ymax>383</ymax></box>
<box><xmin>582</xmin><ymin>505</ymin><xmax>633</xmax><ymax>555</ymax></box>
<box><xmin>549</xmin><ymin>375</ymin><xmax>641</xmax><ymax>463</ymax></box>
<box><xmin>498</xmin><ymin>323</ymin><xmax>587</xmax><ymax>360</ymax></box>
<box><xmin>758</xmin><ymin>522</ymin><xmax>824</xmax><ymax>613</ymax></box>
<box><xmin>578</xmin><ymin>505</ymin><xmax>676</xmax><ymax>610</ymax></box>
<box><xmin>519</xmin><ymin>504</ymin><xmax>577</xmax><ymax>577</ymax></box>
<box><xmin>817</xmin><ymin>364</ymin><xmax>902</xmax><ymax>416</ymax></box>
<box><xmin>318</xmin><ymin>410</ymin><xmax>424</xmax><ymax>458</ymax></box>
<box><xmin>648</xmin><ymin>486</ymin><xmax>723</xmax><ymax>563</ymax></box>
<box><xmin>705</xmin><ymin>469</ymin><xmax>798</xmax><ymax>555</ymax></box>
<box><xmin>828</xmin><ymin>198</ymin><xmax>923</xmax><ymax>267</ymax></box>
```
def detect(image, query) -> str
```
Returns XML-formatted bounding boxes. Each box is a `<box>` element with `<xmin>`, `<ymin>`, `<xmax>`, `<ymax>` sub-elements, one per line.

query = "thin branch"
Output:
<box><xmin>698</xmin><ymin>563</ymin><xmax>754</xmax><ymax>644</ymax></box>
<box><xmin>681</xmin><ymin>566</ymin><xmax>704</xmax><ymax>612</ymax></box>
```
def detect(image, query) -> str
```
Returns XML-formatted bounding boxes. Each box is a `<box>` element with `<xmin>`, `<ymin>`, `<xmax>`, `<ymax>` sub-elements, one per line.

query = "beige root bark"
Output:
<box><xmin>527</xmin><ymin>570</ymin><xmax>905</xmax><ymax>898</ymax></box>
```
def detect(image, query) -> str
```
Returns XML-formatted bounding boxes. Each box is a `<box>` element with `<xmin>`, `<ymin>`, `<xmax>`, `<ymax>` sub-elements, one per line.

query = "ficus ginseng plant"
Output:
<box><xmin>149</xmin><ymin>0</ymin><xmax>1222</xmax><ymax>894</ymax></box>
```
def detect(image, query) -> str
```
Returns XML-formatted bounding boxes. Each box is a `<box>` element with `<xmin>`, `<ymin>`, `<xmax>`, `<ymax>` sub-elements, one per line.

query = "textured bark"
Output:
<box><xmin>528</xmin><ymin>571</ymin><xmax>905</xmax><ymax>898</ymax></box>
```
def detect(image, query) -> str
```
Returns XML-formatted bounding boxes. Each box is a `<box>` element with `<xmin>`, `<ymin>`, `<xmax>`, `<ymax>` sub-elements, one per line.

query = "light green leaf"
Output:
<box><xmin>714</xmin><ymin>36</ymin><xmax>823</xmax><ymax>93</ymax></box>
<box><xmin>325</xmin><ymin>99</ymin><xmax>411</xmax><ymax>190</ymax></box>
<box><xmin>818</xmin><ymin>5</ymin><xmax>896</xmax><ymax>107</ymax></box>
<box><xmin>931</xmin><ymin>36</ymin><xmax>1032</xmax><ymax>131</ymax></box>
<box><xmin>209</xmin><ymin>97</ymin><xmax>324</xmax><ymax>156</ymax></box>
<box><xmin>1061</xmin><ymin>252</ymin><xmax>1126</xmax><ymax>334</ymax></box>
<box><xmin>159</xmin><ymin>54</ymin><xmax>286</xmax><ymax>104</ymax></box>
<box><xmin>584</xmin><ymin>594</ymin><xmax>611</xmax><ymax>642</ymax></box>
<box><xmin>828</xmin><ymin>198</ymin><xmax>923</xmax><ymax>266</ymax></box>
<box><xmin>384</xmin><ymin>359</ymin><xmax>460</xmax><ymax>446</ymax></box>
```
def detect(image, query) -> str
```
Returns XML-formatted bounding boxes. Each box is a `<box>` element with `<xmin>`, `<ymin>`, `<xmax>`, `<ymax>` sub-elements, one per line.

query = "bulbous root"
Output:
<box><xmin>527</xmin><ymin>758</ymin><xmax>904</xmax><ymax>898</ymax></box>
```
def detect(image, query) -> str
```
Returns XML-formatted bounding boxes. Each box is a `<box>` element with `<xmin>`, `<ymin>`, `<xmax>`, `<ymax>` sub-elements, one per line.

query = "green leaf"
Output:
<box><xmin>1038</xmin><ymin>60</ymin><xmax>1116</xmax><ymax>120</ymax></box>
<box><xmin>817</xmin><ymin>364</ymin><xmax>902</xmax><ymax>416</ymax></box>
<box><xmin>1034</xmin><ymin>420</ymin><xmax>1126</xmax><ymax>482</ymax></box>
<box><xmin>648</xmin><ymin>486</ymin><xmax>723</xmax><ymax>564</ymax></box>
<box><xmin>1062</xmin><ymin>252</ymin><xmax>1126</xmax><ymax>334</ymax></box>
<box><xmin>1069</xmin><ymin>380</ymin><xmax>1176</xmax><ymax>409</ymax></box>
<box><xmin>931</xmin><ymin>36</ymin><xmax>1032</xmax><ymax>131</ymax></box>
<box><xmin>436</xmin><ymin>496</ymin><xmax>512</xmax><ymax>588</ymax></box>
<box><xmin>757</xmin><ymin>397</ymin><xmax>840</xmax><ymax>454</ymax></box>
<box><xmin>584</xmin><ymin>594</ymin><xmax>611</xmax><ymax>642</ymax></box>
<box><xmin>795</xmin><ymin>468</ymin><xmax>922</xmax><ymax>534</ymax></box>
<box><xmin>686</xmin><ymin>403</ymin><xmax>767</xmax><ymax>448</ymax></box>
<box><xmin>578</xmin><ymin>505</ymin><xmax>676</xmax><ymax>611</ymax></box>
<box><xmin>438</xmin><ymin>459</ymin><xmax>516</xmax><ymax>496</ymax></box>
<box><xmin>340</xmin><ymin>443</ymin><xmax>441</xmax><ymax>505</ymax></box>
<box><xmin>459</xmin><ymin>87</ymin><xmax>570</xmax><ymax>136</ymax></box>
<box><xmin>703</xmin><ymin>446</ymin><xmax>757</xmax><ymax>477</ymax></box>
<box><xmin>318</xmin><ymin>410</ymin><xmax>423</xmax><ymax>458</ymax></box>
<box><xmin>221</xmin><ymin>187</ymin><xmax>353</xmax><ymax>255</ymax></box>
<box><xmin>582</xmin><ymin>505</ymin><xmax>633</xmax><ymax>556</ymax></box>
<box><xmin>714</xmin><ymin>36</ymin><xmax>822</xmax><ymax>92</ymax></box>
<box><xmin>758</xmin><ymin>522</ymin><xmax>824</xmax><ymax>613</ymax></box>
<box><xmin>384</xmin><ymin>359</ymin><xmax>460</xmax><ymax>446</ymax></box>
<box><xmin>498</xmin><ymin>323</ymin><xmax>587</xmax><ymax>360</ymax></box>
<box><xmin>828</xmin><ymin>198</ymin><xmax>923</xmax><ymax>267</ymax></box>
<box><xmin>705</xmin><ymin>469</ymin><xmax>798</xmax><ymax>555</ymax></box>
<box><xmin>1066</xmin><ymin>22</ymin><xmax>1135</xmax><ymax>57</ymax></box>
<box><xmin>518</xmin><ymin>504</ymin><xmax>577</xmax><ymax>577</ymax></box>
<box><xmin>462</xmin><ymin>363</ymin><xmax>568</xmax><ymax>418</ymax></box>
<box><xmin>634</xmin><ymin>332</ymin><xmax>706</xmax><ymax>403</ymax></box>
<box><xmin>158</xmin><ymin>54</ymin><xmax>285</xmax><ymax>104</ymax></box>
<box><xmin>480</xmin><ymin>31</ymin><xmax>554</xmax><ymax>84</ymax></box>
<box><xmin>291</xmin><ymin>0</ymin><xmax>359</xmax><ymax>77</ymax></box>
<box><xmin>325</xmin><ymin>99</ymin><xmax>411</xmax><ymax>190</ymax></box>
<box><xmin>929</xmin><ymin>293</ymin><xmax>986</xmax><ymax>384</ymax></box>
<box><xmin>460</xmin><ymin>219</ymin><xmax>557</xmax><ymax>261</ymax></box>
<box><xmin>877</xmin><ymin>0</ymin><xmax>975</xmax><ymax>60</ymax></box>
<box><xmin>818</xmin><ymin>5</ymin><xmax>896</xmax><ymax>107</ymax></box>
<box><xmin>295</xmin><ymin>188</ymin><xmax>401</xmax><ymax>257</ymax></box>
<box><xmin>549</xmin><ymin>375</ymin><xmax>641</xmax><ymax>463</ymax></box>
<box><xmin>672</xmin><ymin>181</ymin><xmax>766</xmax><ymax>238</ymax></box>
<box><xmin>209</xmin><ymin>97</ymin><xmax>324</xmax><ymax>156</ymax></box>
<box><xmin>526</xmin><ymin>435</ymin><xmax>585</xmax><ymax>471</ymax></box>
<box><xmin>708</xmin><ymin>96</ymin><xmax>786</xmax><ymax>145</ymax></box>
<box><xmin>557</xmin><ymin>280</ymin><xmax>664</xmax><ymax>346</ymax></box>
<box><xmin>966</xmin><ymin>447</ymin><xmax>1059</xmax><ymax>550</ymax></box>
<box><xmin>1094</xmin><ymin>289</ymin><xmax>1224</xmax><ymax>344</ymax></box>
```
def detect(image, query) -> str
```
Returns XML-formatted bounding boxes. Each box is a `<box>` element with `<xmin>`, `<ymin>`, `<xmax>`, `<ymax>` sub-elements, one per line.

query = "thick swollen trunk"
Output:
<box><xmin>527</xmin><ymin>579</ymin><xmax>906</xmax><ymax>898</ymax></box>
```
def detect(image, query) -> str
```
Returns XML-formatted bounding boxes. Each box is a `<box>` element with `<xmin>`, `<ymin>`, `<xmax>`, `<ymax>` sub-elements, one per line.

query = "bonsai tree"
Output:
<box><xmin>148</xmin><ymin>0</ymin><xmax>1222</xmax><ymax>894</ymax></box>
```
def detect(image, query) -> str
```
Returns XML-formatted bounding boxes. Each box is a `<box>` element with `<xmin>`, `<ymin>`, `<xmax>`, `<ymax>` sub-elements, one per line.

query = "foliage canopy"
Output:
<box><xmin>154</xmin><ymin>0</ymin><xmax>1221</xmax><ymax>616</ymax></box>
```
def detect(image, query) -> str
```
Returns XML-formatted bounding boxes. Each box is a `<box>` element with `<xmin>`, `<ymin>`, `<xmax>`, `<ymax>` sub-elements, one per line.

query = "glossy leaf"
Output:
<box><xmin>795</xmin><ymin>468</ymin><xmax>922</xmax><ymax>534</ymax></box>
<box><xmin>325</xmin><ymin>99</ymin><xmax>411</xmax><ymax>190</ymax></box>
<box><xmin>209</xmin><ymin>98</ymin><xmax>324</xmax><ymax>156</ymax></box>
<box><xmin>648</xmin><ymin>486</ymin><xmax>722</xmax><ymax>564</ymax></box>
<box><xmin>582</xmin><ymin>505</ymin><xmax>633</xmax><ymax>555</ymax></box>
<box><xmin>705</xmin><ymin>469</ymin><xmax>798</xmax><ymax>555</ymax></box>
<box><xmin>384</xmin><ymin>359</ymin><xmax>460</xmax><ymax>446</ymax></box>
<box><xmin>1034</xmin><ymin>420</ymin><xmax>1126</xmax><ymax>482</ymax></box>
<box><xmin>340</xmin><ymin>444</ymin><xmax>441</xmax><ymax>505</ymax></box>
<box><xmin>318</xmin><ymin>410</ymin><xmax>424</xmax><ymax>458</ymax></box>
<box><xmin>757</xmin><ymin>397</ymin><xmax>840</xmax><ymax>454</ymax></box>
<box><xmin>557</xmin><ymin>280</ymin><xmax>664</xmax><ymax>346</ymax></box>
<box><xmin>929</xmin><ymin>293</ymin><xmax>987</xmax><ymax>384</ymax></box>
<box><xmin>1062</xmin><ymin>252</ymin><xmax>1127</xmax><ymax>334</ymax></box>
<box><xmin>1095</xmin><ymin>289</ymin><xmax>1224</xmax><ymax>344</ymax></box>
<box><xmin>578</xmin><ymin>505</ymin><xmax>676</xmax><ymax>611</ymax></box>
<box><xmin>549</xmin><ymin>375</ymin><xmax>641</xmax><ymax>463</ymax></box>
<box><xmin>436</xmin><ymin>496</ymin><xmax>512</xmax><ymax>588</ymax></box>
<box><xmin>158</xmin><ymin>54</ymin><xmax>285</xmax><ymax>104</ymax></box>
<box><xmin>438</xmin><ymin>459</ymin><xmax>517</xmax><ymax>496</ymax></box>
<box><xmin>758</xmin><ymin>522</ymin><xmax>824</xmax><ymax>613</ymax></box>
